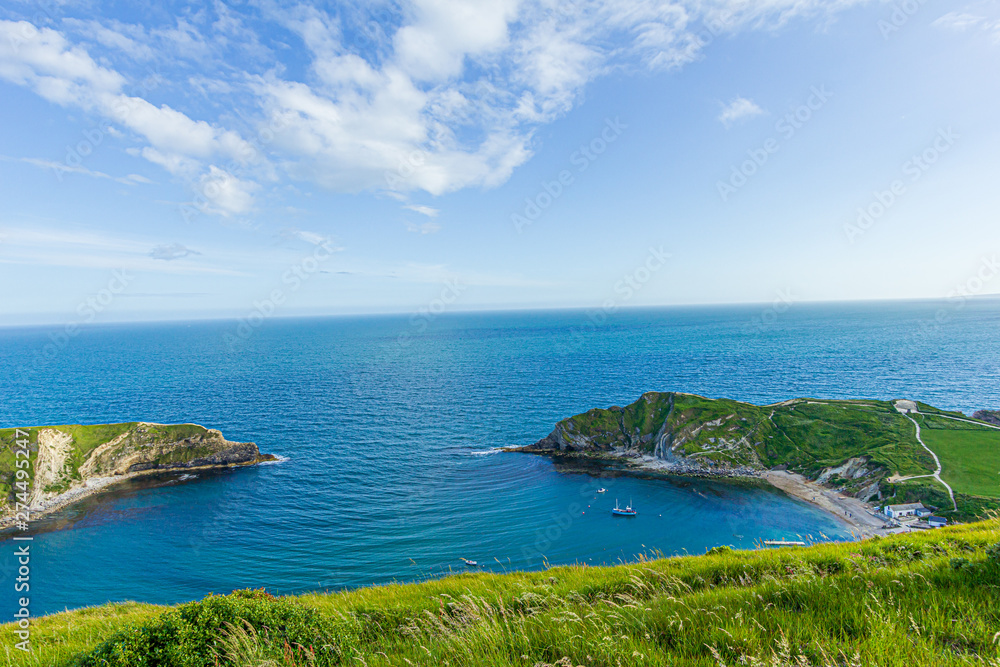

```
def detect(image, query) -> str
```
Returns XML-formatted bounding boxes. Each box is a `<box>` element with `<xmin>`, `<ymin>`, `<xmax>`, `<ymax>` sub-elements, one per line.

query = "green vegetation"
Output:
<box><xmin>916</xmin><ymin>414</ymin><xmax>1000</xmax><ymax>498</ymax></box>
<box><xmin>533</xmin><ymin>393</ymin><xmax>1000</xmax><ymax>520</ymax></box>
<box><xmin>0</xmin><ymin>423</ymin><xmax>252</xmax><ymax>516</ymax></box>
<box><xmin>548</xmin><ymin>393</ymin><xmax>935</xmax><ymax>480</ymax></box>
<box><xmin>8</xmin><ymin>518</ymin><xmax>1000</xmax><ymax>666</ymax></box>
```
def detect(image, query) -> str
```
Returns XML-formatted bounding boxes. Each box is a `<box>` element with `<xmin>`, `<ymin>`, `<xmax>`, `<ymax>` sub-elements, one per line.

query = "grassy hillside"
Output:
<box><xmin>916</xmin><ymin>414</ymin><xmax>1000</xmax><ymax>498</ymax></box>
<box><xmin>536</xmin><ymin>393</ymin><xmax>933</xmax><ymax>478</ymax></box>
<box><xmin>527</xmin><ymin>393</ymin><xmax>1000</xmax><ymax>520</ymax></box>
<box><xmin>0</xmin><ymin>423</ymin><xmax>259</xmax><ymax>516</ymax></box>
<box><xmin>7</xmin><ymin>517</ymin><xmax>1000</xmax><ymax>666</ymax></box>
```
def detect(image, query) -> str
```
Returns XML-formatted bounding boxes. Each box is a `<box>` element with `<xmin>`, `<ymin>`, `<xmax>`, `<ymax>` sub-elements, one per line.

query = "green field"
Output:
<box><xmin>918</xmin><ymin>414</ymin><xmax>1000</xmax><ymax>498</ymax></box>
<box><xmin>7</xmin><ymin>518</ymin><xmax>1000</xmax><ymax>667</ymax></box>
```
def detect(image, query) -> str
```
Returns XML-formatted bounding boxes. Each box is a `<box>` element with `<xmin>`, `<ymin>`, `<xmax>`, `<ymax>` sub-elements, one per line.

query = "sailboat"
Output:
<box><xmin>611</xmin><ymin>498</ymin><xmax>637</xmax><ymax>516</ymax></box>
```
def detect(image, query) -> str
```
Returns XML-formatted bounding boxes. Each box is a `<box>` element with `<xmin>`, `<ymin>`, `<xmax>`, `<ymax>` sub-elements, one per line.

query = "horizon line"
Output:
<box><xmin>2</xmin><ymin>292</ymin><xmax>998</xmax><ymax>330</ymax></box>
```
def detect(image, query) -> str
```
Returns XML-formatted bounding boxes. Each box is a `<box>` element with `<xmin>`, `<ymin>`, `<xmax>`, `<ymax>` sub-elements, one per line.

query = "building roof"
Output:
<box><xmin>886</xmin><ymin>502</ymin><xmax>926</xmax><ymax>511</ymax></box>
<box><xmin>927</xmin><ymin>516</ymin><xmax>947</xmax><ymax>523</ymax></box>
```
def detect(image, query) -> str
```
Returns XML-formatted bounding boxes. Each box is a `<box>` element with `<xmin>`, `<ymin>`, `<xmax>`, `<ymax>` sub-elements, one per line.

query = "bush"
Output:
<box><xmin>950</xmin><ymin>557</ymin><xmax>972</xmax><ymax>571</ymax></box>
<box><xmin>73</xmin><ymin>589</ymin><xmax>348</xmax><ymax>667</ymax></box>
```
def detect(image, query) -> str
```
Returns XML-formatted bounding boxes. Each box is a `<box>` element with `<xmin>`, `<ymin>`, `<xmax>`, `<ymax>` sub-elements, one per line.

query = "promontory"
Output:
<box><xmin>515</xmin><ymin>392</ymin><xmax>1000</xmax><ymax>523</ymax></box>
<box><xmin>0</xmin><ymin>422</ymin><xmax>274</xmax><ymax>525</ymax></box>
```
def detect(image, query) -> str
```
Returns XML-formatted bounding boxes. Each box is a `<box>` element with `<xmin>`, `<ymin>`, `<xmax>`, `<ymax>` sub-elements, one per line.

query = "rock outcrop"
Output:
<box><xmin>972</xmin><ymin>410</ymin><xmax>1000</xmax><ymax>427</ymax></box>
<box><xmin>1</xmin><ymin>422</ymin><xmax>273</xmax><ymax>520</ymax></box>
<box><xmin>519</xmin><ymin>392</ymin><xmax>916</xmax><ymax>493</ymax></box>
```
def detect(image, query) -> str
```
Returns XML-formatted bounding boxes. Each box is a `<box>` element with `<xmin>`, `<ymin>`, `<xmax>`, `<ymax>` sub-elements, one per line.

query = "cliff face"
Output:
<box><xmin>972</xmin><ymin>410</ymin><xmax>1000</xmax><ymax>427</ymax></box>
<box><xmin>525</xmin><ymin>392</ymin><xmax>767</xmax><ymax>473</ymax></box>
<box><xmin>523</xmin><ymin>392</ymin><xmax>933</xmax><ymax>500</ymax></box>
<box><xmin>79</xmin><ymin>426</ymin><xmax>261</xmax><ymax>477</ymax></box>
<box><xmin>0</xmin><ymin>422</ymin><xmax>270</xmax><ymax>515</ymax></box>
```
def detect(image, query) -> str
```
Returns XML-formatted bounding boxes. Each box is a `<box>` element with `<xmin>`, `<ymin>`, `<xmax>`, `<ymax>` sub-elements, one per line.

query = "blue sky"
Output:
<box><xmin>1</xmin><ymin>0</ymin><xmax>999</xmax><ymax>325</ymax></box>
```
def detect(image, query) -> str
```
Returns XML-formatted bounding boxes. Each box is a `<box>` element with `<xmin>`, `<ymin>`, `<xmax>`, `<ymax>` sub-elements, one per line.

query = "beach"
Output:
<box><xmin>763</xmin><ymin>469</ymin><xmax>890</xmax><ymax>539</ymax></box>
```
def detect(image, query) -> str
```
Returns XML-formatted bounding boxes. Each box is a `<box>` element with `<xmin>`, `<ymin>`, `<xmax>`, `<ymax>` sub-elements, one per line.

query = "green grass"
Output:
<box><xmin>544</xmin><ymin>394</ymin><xmax>1000</xmax><ymax>517</ymax></box>
<box><xmin>917</xmin><ymin>415</ymin><xmax>1000</xmax><ymax>498</ymax></box>
<box><xmin>553</xmin><ymin>393</ymin><xmax>935</xmax><ymax>481</ymax></box>
<box><xmin>0</xmin><ymin>423</ymin><xmax>211</xmax><ymax>510</ymax></box>
<box><xmin>7</xmin><ymin>518</ymin><xmax>1000</xmax><ymax>667</ymax></box>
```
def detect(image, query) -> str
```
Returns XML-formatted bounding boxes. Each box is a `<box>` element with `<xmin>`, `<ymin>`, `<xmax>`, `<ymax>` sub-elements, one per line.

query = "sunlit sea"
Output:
<box><xmin>1</xmin><ymin>299</ymin><xmax>998</xmax><ymax>616</ymax></box>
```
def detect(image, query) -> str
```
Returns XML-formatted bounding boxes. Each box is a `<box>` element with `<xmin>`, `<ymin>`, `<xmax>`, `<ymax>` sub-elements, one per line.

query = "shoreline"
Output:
<box><xmin>511</xmin><ymin>448</ymin><xmax>889</xmax><ymax>539</ymax></box>
<box><xmin>0</xmin><ymin>455</ymin><xmax>277</xmax><ymax>532</ymax></box>
<box><xmin>761</xmin><ymin>469</ymin><xmax>889</xmax><ymax>539</ymax></box>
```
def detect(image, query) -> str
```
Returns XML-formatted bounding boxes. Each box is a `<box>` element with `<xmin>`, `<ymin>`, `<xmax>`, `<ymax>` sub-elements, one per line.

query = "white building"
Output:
<box><xmin>883</xmin><ymin>502</ymin><xmax>927</xmax><ymax>519</ymax></box>
<box><xmin>927</xmin><ymin>516</ymin><xmax>947</xmax><ymax>528</ymax></box>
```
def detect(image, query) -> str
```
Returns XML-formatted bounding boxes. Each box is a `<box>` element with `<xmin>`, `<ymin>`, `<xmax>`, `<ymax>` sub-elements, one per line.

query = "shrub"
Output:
<box><xmin>73</xmin><ymin>589</ymin><xmax>348</xmax><ymax>667</ymax></box>
<box><xmin>950</xmin><ymin>557</ymin><xmax>972</xmax><ymax>572</ymax></box>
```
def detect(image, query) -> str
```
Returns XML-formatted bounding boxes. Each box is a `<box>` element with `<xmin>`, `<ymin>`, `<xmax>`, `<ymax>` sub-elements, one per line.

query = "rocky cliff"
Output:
<box><xmin>519</xmin><ymin>392</ymin><xmax>936</xmax><ymax>502</ymax></box>
<box><xmin>972</xmin><ymin>409</ymin><xmax>1000</xmax><ymax>427</ymax></box>
<box><xmin>0</xmin><ymin>422</ymin><xmax>273</xmax><ymax>519</ymax></box>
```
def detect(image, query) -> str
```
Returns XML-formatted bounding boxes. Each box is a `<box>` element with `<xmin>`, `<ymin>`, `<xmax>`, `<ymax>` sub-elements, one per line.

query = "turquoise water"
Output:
<box><xmin>1</xmin><ymin>300</ymin><xmax>999</xmax><ymax>616</ymax></box>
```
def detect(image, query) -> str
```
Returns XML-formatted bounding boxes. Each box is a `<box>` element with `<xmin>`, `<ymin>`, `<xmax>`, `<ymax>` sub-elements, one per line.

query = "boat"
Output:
<box><xmin>763</xmin><ymin>539</ymin><xmax>806</xmax><ymax>547</ymax></box>
<box><xmin>611</xmin><ymin>499</ymin><xmax>637</xmax><ymax>516</ymax></box>
<box><xmin>460</xmin><ymin>557</ymin><xmax>478</xmax><ymax>566</ymax></box>
<box><xmin>597</xmin><ymin>488</ymin><xmax>606</xmax><ymax>493</ymax></box>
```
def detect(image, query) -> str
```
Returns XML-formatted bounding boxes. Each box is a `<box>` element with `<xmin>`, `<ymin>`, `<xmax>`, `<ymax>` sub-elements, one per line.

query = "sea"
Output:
<box><xmin>1</xmin><ymin>299</ymin><xmax>998</xmax><ymax>617</ymax></box>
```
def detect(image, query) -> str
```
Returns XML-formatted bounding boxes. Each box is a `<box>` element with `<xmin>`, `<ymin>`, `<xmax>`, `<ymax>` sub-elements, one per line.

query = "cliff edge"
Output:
<box><xmin>0</xmin><ymin>422</ymin><xmax>273</xmax><ymax>522</ymax></box>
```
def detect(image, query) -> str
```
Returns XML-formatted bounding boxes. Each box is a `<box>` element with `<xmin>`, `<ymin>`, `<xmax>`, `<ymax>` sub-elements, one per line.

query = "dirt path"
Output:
<box><xmin>763</xmin><ymin>470</ymin><xmax>888</xmax><ymax>539</ymax></box>
<box><xmin>934</xmin><ymin>414</ymin><xmax>1000</xmax><ymax>431</ymax></box>
<box><xmin>900</xmin><ymin>413</ymin><xmax>957</xmax><ymax>511</ymax></box>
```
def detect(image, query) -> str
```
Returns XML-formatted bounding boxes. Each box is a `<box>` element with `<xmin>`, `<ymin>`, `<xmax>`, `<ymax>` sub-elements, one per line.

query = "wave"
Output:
<box><xmin>469</xmin><ymin>448</ymin><xmax>505</xmax><ymax>456</ymax></box>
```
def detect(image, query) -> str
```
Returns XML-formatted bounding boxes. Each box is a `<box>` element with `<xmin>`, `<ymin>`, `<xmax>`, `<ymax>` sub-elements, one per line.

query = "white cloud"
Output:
<box><xmin>197</xmin><ymin>166</ymin><xmax>259</xmax><ymax>216</ymax></box>
<box><xmin>0</xmin><ymin>21</ymin><xmax>123</xmax><ymax>105</ymax></box>
<box><xmin>0</xmin><ymin>19</ymin><xmax>263</xmax><ymax>213</ymax></box>
<box><xmin>932</xmin><ymin>12</ymin><xmax>985</xmax><ymax>31</ymax></box>
<box><xmin>0</xmin><ymin>2</ymin><xmax>876</xmax><ymax>209</ymax></box>
<box><xmin>62</xmin><ymin>19</ymin><xmax>155</xmax><ymax>60</ymax></box>
<box><xmin>403</xmin><ymin>204</ymin><xmax>440</xmax><ymax>217</ymax></box>
<box><xmin>0</xmin><ymin>226</ymin><xmax>243</xmax><ymax>275</ymax></box>
<box><xmin>718</xmin><ymin>96</ymin><xmax>765</xmax><ymax>128</ymax></box>
<box><xmin>932</xmin><ymin>10</ymin><xmax>1000</xmax><ymax>40</ymax></box>
<box><xmin>149</xmin><ymin>243</ymin><xmax>201</xmax><ymax>260</ymax></box>
<box><xmin>405</xmin><ymin>220</ymin><xmax>443</xmax><ymax>234</ymax></box>
<box><xmin>1</xmin><ymin>154</ymin><xmax>152</xmax><ymax>185</ymax></box>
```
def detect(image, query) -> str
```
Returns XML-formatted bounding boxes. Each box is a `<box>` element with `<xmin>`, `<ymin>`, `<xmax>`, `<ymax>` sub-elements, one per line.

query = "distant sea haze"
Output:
<box><xmin>1</xmin><ymin>299</ymin><xmax>998</xmax><ymax>616</ymax></box>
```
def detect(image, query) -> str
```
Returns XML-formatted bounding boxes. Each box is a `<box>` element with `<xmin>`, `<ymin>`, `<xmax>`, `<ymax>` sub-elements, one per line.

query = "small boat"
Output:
<box><xmin>763</xmin><ymin>539</ymin><xmax>806</xmax><ymax>547</ymax></box>
<box><xmin>597</xmin><ymin>488</ymin><xmax>607</xmax><ymax>493</ymax></box>
<box><xmin>612</xmin><ymin>499</ymin><xmax>637</xmax><ymax>516</ymax></box>
<box><xmin>460</xmin><ymin>557</ymin><xmax>478</xmax><ymax>566</ymax></box>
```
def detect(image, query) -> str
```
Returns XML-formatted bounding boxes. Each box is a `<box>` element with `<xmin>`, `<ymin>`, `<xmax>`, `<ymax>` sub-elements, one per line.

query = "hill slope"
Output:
<box><xmin>0</xmin><ymin>422</ymin><xmax>271</xmax><ymax>523</ymax></box>
<box><xmin>520</xmin><ymin>392</ymin><xmax>999</xmax><ymax>520</ymax></box>
<box><xmin>8</xmin><ymin>517</ymin><xmax>1000</xmax><ymax>666</ymax></box>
